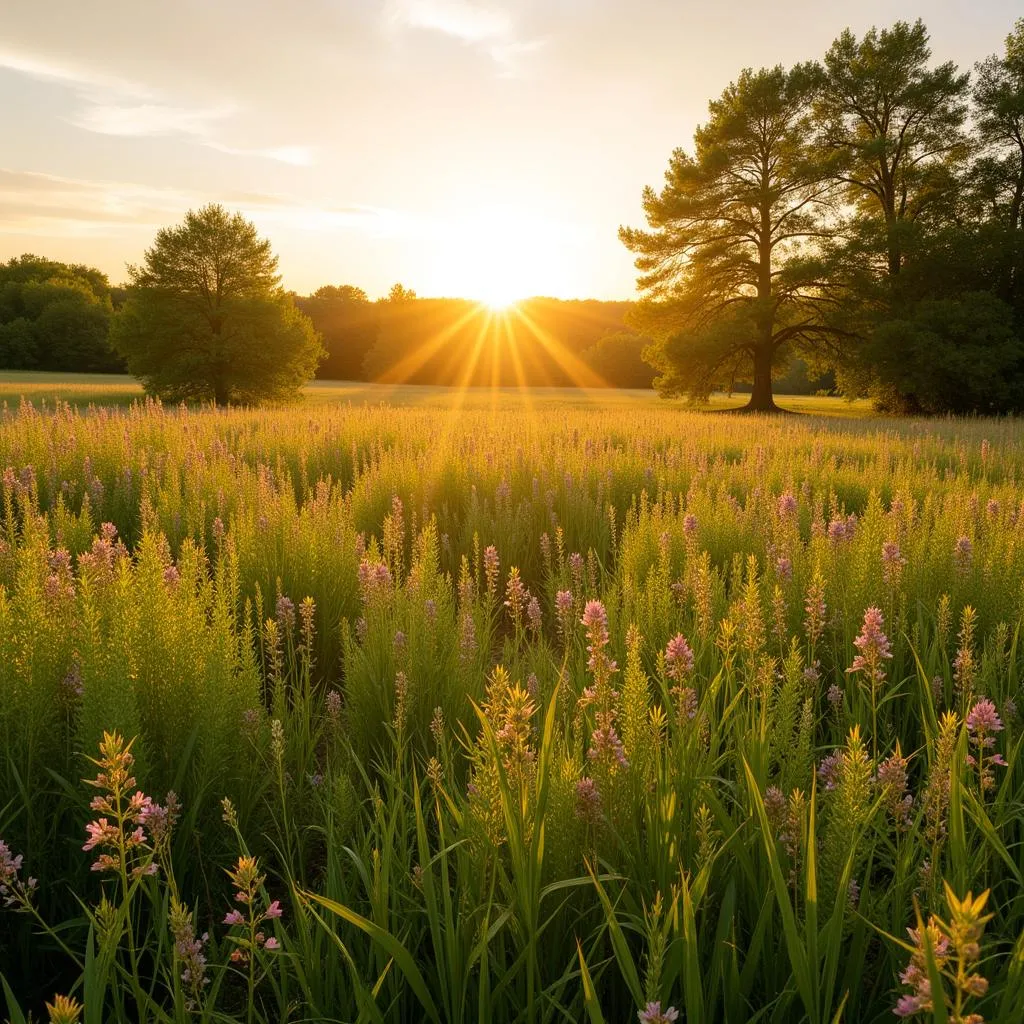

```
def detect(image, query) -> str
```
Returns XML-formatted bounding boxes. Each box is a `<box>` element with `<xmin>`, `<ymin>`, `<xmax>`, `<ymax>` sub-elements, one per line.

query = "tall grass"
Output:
<box><xmin>0</xmin><ymin>394</ymin><xmax>1022</xmax><ymax>1023</ymax></box>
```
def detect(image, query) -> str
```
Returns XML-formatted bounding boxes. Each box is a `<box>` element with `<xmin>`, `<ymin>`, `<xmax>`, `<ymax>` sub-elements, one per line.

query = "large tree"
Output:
<box><xmin>620</xmin><ymin>65</ymin><xmax>846</xmax><ymax>411</ymax></box>
<box><xmin>816</xmin><ymin>20</ymin><xmax>970</xmax><ymax>278</ymax></box>
<box><xmin>111</xmin><ymin>205</ymin><xmax>323</xmax><ymax>404</ymax></box>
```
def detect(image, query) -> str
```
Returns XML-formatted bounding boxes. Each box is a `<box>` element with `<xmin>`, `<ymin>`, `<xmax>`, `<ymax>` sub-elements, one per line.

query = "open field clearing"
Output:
<box><xmin>1</xmin><ymin>391</ymin><xmax>1022</xmax><ymax>1022</ymax></box>
<box><xmin>0</xmin><ymin>370</ymin><xmax>874</xmax><ymax>416</ymax></box>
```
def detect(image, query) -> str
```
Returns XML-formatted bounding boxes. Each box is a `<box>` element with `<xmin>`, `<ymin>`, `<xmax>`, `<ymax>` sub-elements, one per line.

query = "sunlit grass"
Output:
<box><xmin>0</xmin><ymin>370</ymin><xmax>873</xmax><ymax>416</ymax></box>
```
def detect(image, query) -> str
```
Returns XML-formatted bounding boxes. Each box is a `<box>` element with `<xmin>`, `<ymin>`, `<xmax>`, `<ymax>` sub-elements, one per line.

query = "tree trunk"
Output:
<box><xmin>744</xmin><ymin>344</ymin><xmax>779</xmax><ymax>412</ymax></box>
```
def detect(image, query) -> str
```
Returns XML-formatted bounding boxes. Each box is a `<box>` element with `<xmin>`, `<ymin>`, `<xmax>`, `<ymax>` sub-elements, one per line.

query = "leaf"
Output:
<box><xmin>577</xmin><ymin>942</ymin><xmax>608</xmax><ymax>1024</ymax></box>
<box><xmin>303</xmin><ymin>891</ymin><xmax>441</xmax><ymax>1024</ymax></box>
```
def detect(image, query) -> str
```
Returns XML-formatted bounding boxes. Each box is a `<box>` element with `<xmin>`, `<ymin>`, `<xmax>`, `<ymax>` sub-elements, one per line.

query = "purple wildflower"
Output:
<box><xmin>275</xmin><ymin>596</ymin><xmax>296</xmax><ymax>632</ymax></box>
<box><xmin>954</xmin><ymin>535</ymin><xmax>973</xmax><ymax>573</ymax></box>
<box><xmin>847</xmin><ymin>606</ymin><xmax>892</xmax><ymax>688</ymax></box>
<box><xmin>638</xmin><ymin>1001</ymin><xmax>679</xmax><ymax>1024</ymax></box>
<box><xmin>665</xmin><ymin>634</ymin><xmax>694</xmax><ymax>682</ymax></box>
<box><xmin>574</xmin><ymin>777</ymin><xmax>602</xmax><ymax>825</ymax></box>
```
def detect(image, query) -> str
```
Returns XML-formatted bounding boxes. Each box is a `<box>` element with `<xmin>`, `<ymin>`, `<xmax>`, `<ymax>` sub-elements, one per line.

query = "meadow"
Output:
<box><xmin>0</xmin><ymin>382</ymin><xmax>1021</xmax><ymax>1024</ymax></box>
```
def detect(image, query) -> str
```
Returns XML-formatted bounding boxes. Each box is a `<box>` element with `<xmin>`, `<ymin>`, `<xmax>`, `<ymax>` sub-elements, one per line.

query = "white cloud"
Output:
<box><xmin>204</xmin><ymin>142</ymin><xmax>315</xmax><ymax>166</ymax></box>
<box><xmin>1</xmin><ymin>46</ymin><xmax>313</xmax><ymax>163</ymax></box>
<box><xmin>0</xmin><ymin>168</ymin><xmax>403</xmax><ymax>239</ymax></box>
<box><xmin>387</xmin><ymin>0</ymin><xmax>512</xmax><ymax>42</ymax></box>
<box><xmin>73</xmin><ymin>102</ymin><xmax>235</xmax><ymax>138</ymax></box>
<box><xmin>0</xmin><ymin>48</ymin><xmax>148</xmax><ymax>97</ymax></box>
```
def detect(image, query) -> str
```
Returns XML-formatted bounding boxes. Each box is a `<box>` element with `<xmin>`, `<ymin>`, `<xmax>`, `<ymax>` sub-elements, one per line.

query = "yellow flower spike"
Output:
<box><xmin>46</xmin><ymin>993</ymin><xmax>83</xmax><ymax>1024</ymax></box>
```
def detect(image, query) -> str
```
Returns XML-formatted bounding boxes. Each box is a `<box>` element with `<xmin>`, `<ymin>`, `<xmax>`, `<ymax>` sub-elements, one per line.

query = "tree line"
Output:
<box><xmin>623</xmin><ymin>17</ymin><xmax>1024</xmax><ymax>412</ymax></box>
<box><xmin>0</xmin><ymin>251</ymin><xmax>655</xmax><ymax>394</ymax></box>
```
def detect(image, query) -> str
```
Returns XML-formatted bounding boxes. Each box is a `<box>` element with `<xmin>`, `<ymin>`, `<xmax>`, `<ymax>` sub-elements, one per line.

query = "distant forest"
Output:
<box><xmin>0</xmin><ymin>256</ymin><xmax>838</xmax><ymax>393</ymax></box>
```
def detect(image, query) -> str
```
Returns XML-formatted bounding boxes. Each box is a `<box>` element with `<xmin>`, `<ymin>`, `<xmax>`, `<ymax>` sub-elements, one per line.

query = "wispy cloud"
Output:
<box><xmin>205</xmin><ymin>142</ymin><xmax>316</xmax><ymax>167</ymax></box>
<box><xmin>73</xmin><ymin>102</ymin><xmax>235</xmax><ymax>138</ymax></box>
<box><xmin>387</xmin><ymin>0</ymin><xmax>511</xmax><ymax>42</ymax></box>
<box><xmin>0</xmin><ymin>48</ymin><xmax>148</xmax><ymax>97</ymax></box>
<box><xmin>0</xmin><ymin>168</ymin><xmax>402</xmax><ymax>239</ymax></box>
<box><xmin>0</xmin><ymin>47</ymin><xmax>312</xmax><ymax>164</ymax></box>
<box><xmin>384</xmin><ymin>0</ymin><xmax>543</xmax><ymax>74</ymax></box>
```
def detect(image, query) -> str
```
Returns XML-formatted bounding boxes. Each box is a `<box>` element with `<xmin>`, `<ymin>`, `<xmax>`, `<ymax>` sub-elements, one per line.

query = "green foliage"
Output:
<box><xmin>858</xmin><ymin>292</ymin><xmax>1024</xmax><ymax>414</ymax></box>
<box><xmin>110</xmin><ymin>205</ymin><xmax>323</xmax><ymax>404</ymax></box>
<box><xmin>0</xmin><ymin>255</ymin><xmax>120</xmax><ymax>372</ymax></box>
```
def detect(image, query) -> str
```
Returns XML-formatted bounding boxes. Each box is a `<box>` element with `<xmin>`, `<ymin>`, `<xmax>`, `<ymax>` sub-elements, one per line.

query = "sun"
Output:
<box><xmin>477</xmin><ymin>286</ymin><xmax>524</xmax><ymax>312</ymax></box>
<box><xmin>425</xmin><ymin>205</ymin><xmax>561</xmax><ymax>308</ymax></box>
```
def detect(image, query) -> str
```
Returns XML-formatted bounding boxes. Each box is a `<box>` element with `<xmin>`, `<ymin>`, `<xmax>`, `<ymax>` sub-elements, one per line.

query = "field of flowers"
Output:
<box><xmin>1</xmin><ymin>392</ymin><xmax>1022</xmax><ymax>1024</ymax></box>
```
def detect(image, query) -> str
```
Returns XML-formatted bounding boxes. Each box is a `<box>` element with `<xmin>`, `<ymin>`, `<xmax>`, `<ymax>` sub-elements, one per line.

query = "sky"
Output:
<box><xmin>0</xmin><ymin>1</ymin><xmax>1019</xmax><ymax>301</ymax></box>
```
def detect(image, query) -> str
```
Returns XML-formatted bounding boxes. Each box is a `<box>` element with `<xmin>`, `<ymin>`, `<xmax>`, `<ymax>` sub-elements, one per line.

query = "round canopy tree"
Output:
<box><xmin>111</xmin><ymin>205</ymin><xmax>323</xmax><ymax>404</ymax></box>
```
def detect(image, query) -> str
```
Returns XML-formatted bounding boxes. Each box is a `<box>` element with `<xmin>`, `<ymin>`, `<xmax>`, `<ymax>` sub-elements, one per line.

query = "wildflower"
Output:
<box><xmin>62</xmin><ymin>661</ymin><xmax>84</xmax><ymax>699</ymax></box>
<box><xmin>459</xmin><ymin>610</ymin><xmax>478</xmax><ymax>664</ymax></box>
<box><xmin>953</xmin><ymin>607</ymin><xmax>977</xmax><ymax>702</ymax></box>
<box><xmin>881</xmin><ymin>540</ymin><xmax>906</xmax><ymax>588</ymax></box>
<box><xmin>326</xmin><ymin>689</ymin><xmax>342</xmax><ymax>723</ymax></box>
<box><xmin>588</xmin><ymin>717</ymin><xmax>628</xmax><ymax>770</ymax></box>
<box><xmin>775</xmin><ymin>555</ymin><xmax>792</xmax><ymax>582</ymax></box>
<box><xmin>638</xmin><ymin>1002</ymin><xmax>679</xmax><ymax>1024</ymax></box>
<box><xmin>424</xmin><ymin>598</ymin><xmax>437</xmax><ymax>625</ymax></box>
<box><xmin>953</xmin><ymin>535</ymin><xmax>973</xmax><ymax>573</ymax></box>
<box><xmin>45</xmin><ymin>994</ymin><xmax>83</xmax><ymax>1024</ymax></box>
<box><xmin>966</xmin><ymin>698</ymin><xmax>1006</xmax><ymax>793</ymax></box>
<box><xmin>804</xmin><ymin>570</ymin><xmax>826</xmax><ymax>647</ymax></box>
<box><xmin>393</xmin><ymin>672</ymin><xmax>408</xmax><ymax>732</ymax></box>
<box><xmin>223</xmin><ymin>855</ymin><xmax>284</xmax><ymax>963</ymax></box>
<box><xmin>483</xmin><ymin>545</ymin><xmax>500</xmax><ymax>596</ymax></box>
<box><xmin>827</xmin><ymin>518</ymin><xmax>847</xmax><ymax>543</ymax></box>
<box><xmin>82</xmin><ymin>733</ymin><xmax>163</xmax><ymax>876</ymax></box>
<box><xmin>817</xmin><ymin>750</ymin><xmax>843</xmax><ymax>791</ymax></box>
<box><xmin>664</xmin><ymin>634</ymin><xmax>694</xmax><ymax>681</ymax></box>
<box><xmin>778</xmin><ymin>493</ymin><xmax>798</xmax><ymax>518</ymax></box>
<box><xmin>672</xmin><ymin>686</ymin><xmax>698</xmax><ymax>723</ymax></box>
<box><xmin>682</xmin><ymin>513</ymin><xmax>698</xmax><ymax>536</ymax></box>
<box><xmin>922</xmin><ymin>711</ymin><xmax>960</xmax><ymax>845</ymax></box>
<box><xmin>763</xmin><ymin>786</ymin><xmax>787</xmax><ymax>828</ymax></box>
<box><xmin>893</xmin><ymin>885</ymin><xmax>992</xmax><ymax>1021</ymax></box>
<box><xmin>986</xmin><ymin>497</ymin><xmax>1000</xmax><ymax>519</ymax></box>
<box><xmin>393</xmin><ymin>629</ymin><xmax>407</xmax><ymax>659</ymax></box>
<box><xmin>877</xmin><ymin>747</ymin><xmax>913</xmax><ymax>830</ymax></box>
<box><xmin>847</xmin><ymin>606</ymin><xmax>892</xmax><ymax>689</ymax></box>
<box><xmin>847</xmin><ymin>877</ymin><xmax>860</xmax><ymax>909</ymax></box>
<box><xmin>574</xmin><ymin>776</ymin><xmax>602</xmax><ymax>825</ymax></box>
<box><xmin>275</xmin><ymin>595</ymin><xmax>296</xmax><ymax>632</ymax></box>
<box><xmin>569</xmin><ymin>551</ymin><xmax>585</xmax><ymax>592</ymax></box>
<box><xmin>504</xmin><ymin>567</ymin><xmax>528</xmax><ymax>626</ymax></box>
<box><xmin>581</xmin><ymin>599</ymin><xmax>617</xmax><ymax>680</ymax></box>
<box><xmin>555</xmin><ymin>589</ymin><xmax>574</xmax><ymax>640</ymax></box>
<box><xmin>0</xmin><ymin>838</ymin><xmax>37</xmax><ymax>909</ymax></box>
<box><xmin>827</xmin><ymin>683</ymin><xmax>843</xmax><ymax>708</ymax></box>
<box><xmin>170</xmin><ymin>898</ymin><xmax>209</xmax><ymax>1007</ymax></box>
<box><xmin>526</xmin><ymin>594</ymin><xmax>542</xmax><ymax>635</ymax></box>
